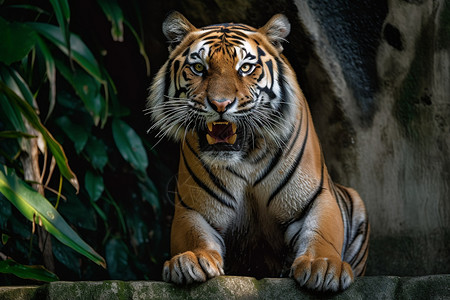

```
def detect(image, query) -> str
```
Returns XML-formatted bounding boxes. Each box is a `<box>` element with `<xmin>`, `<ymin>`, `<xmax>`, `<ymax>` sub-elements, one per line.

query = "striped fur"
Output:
<box><xmin>147</xmin><ymin>12</ymin><xmax>369</xmax><ymax>292</ymax></box>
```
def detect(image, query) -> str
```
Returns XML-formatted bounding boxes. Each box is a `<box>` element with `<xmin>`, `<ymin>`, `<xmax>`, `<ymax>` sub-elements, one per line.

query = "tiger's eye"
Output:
<box><xmin>193</xmin><ymin>63</ymin><xmax>204</xmax><ymax>73</ymax></box>
<box><xmin>240</xmin><ymin>63</ymin><xmax>252</xmax><ymax>74</ymax></box>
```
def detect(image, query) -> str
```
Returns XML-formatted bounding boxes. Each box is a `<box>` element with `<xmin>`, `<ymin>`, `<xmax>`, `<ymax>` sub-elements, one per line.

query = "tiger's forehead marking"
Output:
<box><xmin>187</xmin><ymin>24</ymin><xmax>260</xmax><ymax>63</ymax></box>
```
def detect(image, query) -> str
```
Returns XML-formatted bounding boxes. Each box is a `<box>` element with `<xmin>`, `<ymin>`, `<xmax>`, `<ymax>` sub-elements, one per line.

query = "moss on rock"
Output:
<box><xmin>1</xmin><ymin>276</ymin><xmax>450</xmax><ymax>300</ymax></box>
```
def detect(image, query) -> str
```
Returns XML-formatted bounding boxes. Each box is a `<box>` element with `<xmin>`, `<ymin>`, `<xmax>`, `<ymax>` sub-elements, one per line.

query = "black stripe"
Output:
<box><xmin>226</xmin><ymin>166</ymin><xmax>247</xmax><ymax>182</ymax></box>
<box><xmin>304</xmin><ymin>162</ymin><xmax>325</xmax><ymax>207</ymax></box>
<box><xmin>276</xmin><ymin>57</ymin><xmax>289</xmax><ymax>115</ymax></box>
<box><xmin>284</xmin><ymin>116</ymin><xmax>302</xmax><ymax>158</ymax></box>
<box><xmin>181</xmin><ymin>148</ymin><xmax>236</xmax><ymax>210</ymax></box>
<box><xmin>250</xmin><ymin>148</ymin><xmax>270</xmax><ymax>165</ymax></box>
<box><xmin>348</xmin><ymin>220</ymin><xmax>369</xmax><ymax>267</ymax></box>
<box><xmin>333</xmin><ymin>185</ymin><xmax>349</xmax><ymax>257</ymax></box>
<box><xmin>265</xmin><ymin>60</ymin><xmax>274</xmax><ymax>90</ymax></box>
<box><xmin>252</xmin><ymin>107</ymin><xmax>299</xmax><ymax>184</ymax></box>
<box><xmin>163</xmin><ymin>59</ymin><xmax>174</xmax><ymax>100</ymax></box>
<box><xmin>339</xmin><ymin>187</ymin><xmax>353</xmax><ymax>254</ymax></box>
<box><xmin>176</xmin><ymin>190</ymin><xmax>193</xmax><ymax>210</ymax></box>
<box><xmin>266</xmin><ymin>121</ymin><xmax>310</xmax><ymax>207</ymax></box>
<box><xmin>284</xmin><ymin>161</ymin><xmax>325</xmax><ymax>229</ymax></box>
<box><xmin>210</xmin><ymin>225</ymin><xmax>226</xmax><ymax>251</ymax></box>
<box><xmin>340</xmin><ymin>187</ymin><xmax>354</xmax><ymax>230</ymax></box>
<box><xmin>288</xmin><ymin>227</ymin><xmax>302</xmax><ymax>249</ymax></box>
<box><xmin>350</xmin><ymin>233</ymin><xmax>369</xmax><ymax>275</ymax></box>
<box><xmin>253</xmin><ymin>149</ymin><xmax>283</xmax><ymax>186</ymax></box>
<box><xmin>178</xmin><ymin>189</ymin><xmax>226</xmax><ymax>252</ymax></box>
<box><xmin>286</xmin><ymin>199</ymin><xmax>316</xmax><ymax>248</ymax></box>
<box><xmin>185</xmin><ymin>140</ymin><xmax>237</xmax><ymax>202</ymax></box>
<box><xmin>311</xmin><ymin>228</ymin><xmax>341</xmax><ymax>256</ymax></box>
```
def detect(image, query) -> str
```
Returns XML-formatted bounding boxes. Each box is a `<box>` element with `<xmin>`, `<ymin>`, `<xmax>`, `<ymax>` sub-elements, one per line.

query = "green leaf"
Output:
<box><xmin>112</xmin><ymin>119</ymin><xmax>148</xmax><ymax>173</ymax></box>
<box><xmin>97</xmin><ymin>0</ymin><xmax>124</xmax><ymax>42</ymax></box>
<box><xmin>85</xmin><ymin>170</ymin><xmax>104</xmax><ymax>202</ymax></box>
<box><xmin>51</xmin><ymin>237</ymin><xmax>81</xmax><ymax>277</ymax></box>
<box><xmin>55</xmin><ymin>59</ymin><xmax>103</xmax><ymax>125</ymax></box>
<box><xmin>138</xmin><ymin>176</ymin><xmax>160</xmax><ymax>215</ymax></box>
<box><xmin>84</xmin><ymin>136</ymin><xmax>108</xmax><ymax>171</ymax></box>
<box><xmin>49</xmin><ymin>0</ymin><xmax>71</xmax><ymax>56</ymax></box>
<box><xmin>90</xmin><ymin>199</ymin><xmax>107</xmax><ymax>222</ymax></box>
<box><xmin>57</xmin><ymin>193</ymin><xmax>97</xmax><ymax>231</ymax></box>
<box><xmin>36</xmin><ymin>36</ymin><xmax>57</xmax><ymax>122</ymax></box>
<box><xmin>0</xmin><ymin>193</ymin><xmax>12</xmax><ymax>229</ymax></box>
<box><xmin>0</xmin><ymin>259</ymin><xmax>59</xmax><ymax>282</ymax></box>
<box><xmin>55</xmin><ymin>116</ymin><xmax>89</xmax><ymax>153</ymax></box>
<box><xmin>0</xmin><ymin>93</ymin><xmax>26</xmax><ymax>135</ymax></box>
<box><xmin>0</xmin><ymin>131</ymin><xmax>36</xmax><ymax>140</ymax></box>
<box><xmin>2</xmin><ymin>233</ymin><xmax>10</xmax><ymax>245</ymax></box>
<box><xmin>0</xmin><ymin>82</ymin><xmax>79</xmax><ymax>192</ymax></box>
<box><xmin>124</xmin><ymin>19</ymin><xmax>150</xmax><ymax>76</ymax></box>
<box><xmin>28</xmin><ymin>22</ymin><xmax>104</xmax><ymax>84</ymax></box>
<box><xmin>0</xmin><ymin>166</ymin><xmax>106</xmax><ymax>268</ymax></box>
<box><xmin>0</xmin><ymin>65</ymin><xmax>34</xmax><ymax>106</ymax></box>
<box><xmin>0</xmin><ymin>17</ymin><xmax>37</xmax><ymax>65</ymax></box>
<box><xmin>105</xmin><ymin>237</ymin><xmax>135</xmax><ymax>280</ymax></box>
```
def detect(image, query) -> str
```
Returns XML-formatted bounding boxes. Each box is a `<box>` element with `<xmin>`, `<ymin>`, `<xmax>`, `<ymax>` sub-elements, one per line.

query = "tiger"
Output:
<box><xmin>147</xmin><ymin>11</ymin><xmax>369</xmax><ymax>292</ymax></box>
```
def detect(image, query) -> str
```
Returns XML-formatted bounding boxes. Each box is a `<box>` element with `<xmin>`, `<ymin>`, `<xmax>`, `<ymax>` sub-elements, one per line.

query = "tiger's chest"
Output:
<box><xmin>222</xmin><ymin>189</ymin><xmax>289</xmax><ymax>277</ymax></box>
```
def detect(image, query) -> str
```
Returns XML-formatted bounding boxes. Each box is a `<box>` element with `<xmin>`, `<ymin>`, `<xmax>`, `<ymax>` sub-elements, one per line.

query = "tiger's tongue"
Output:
<box><xmin>206</xmin><ymin>121</ymin><xmax>237</xmax><ymax>145</ymax></box>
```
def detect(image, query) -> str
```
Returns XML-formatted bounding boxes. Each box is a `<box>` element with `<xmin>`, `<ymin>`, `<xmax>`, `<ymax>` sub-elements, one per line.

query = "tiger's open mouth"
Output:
<box><xmin>206</xmin><ymin>121</ymin><xmax>237</xmax><ymax>145</ymax></box>
<box><xmin>199</xmin><ymin>120</ymin><xmax>246</xmax><ymax>152</ymax></box>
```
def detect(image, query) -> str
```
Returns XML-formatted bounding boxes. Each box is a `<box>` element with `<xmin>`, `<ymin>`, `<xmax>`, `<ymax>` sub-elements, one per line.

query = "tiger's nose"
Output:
<box><xmin>208</xmin><ymin>98</ymin><xmax>234</xmax><ymax>113</ymax></box>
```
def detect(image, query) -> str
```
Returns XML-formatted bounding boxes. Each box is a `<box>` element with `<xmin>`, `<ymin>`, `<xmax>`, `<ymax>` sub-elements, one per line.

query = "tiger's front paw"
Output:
<box><xmin>162</xmin><ymin>250</ymin><xmax>224</xmax><ymax>284</ymax></box>
<box><xmin>290</xmin><ymin>255</ymin><xmax>354</xmax><ymax>292</ymax></box>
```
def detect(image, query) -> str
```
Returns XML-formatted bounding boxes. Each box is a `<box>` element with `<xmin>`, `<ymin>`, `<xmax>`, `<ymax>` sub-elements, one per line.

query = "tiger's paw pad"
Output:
<box><xmin>162</xmin><ymin>250</ymin><xmax>224</xmax><ymax>284</ymax></box>
<box><xmin>290</xmin><ymin>255</ymin><xmax>354</xmax><ymax>292</ymax></box>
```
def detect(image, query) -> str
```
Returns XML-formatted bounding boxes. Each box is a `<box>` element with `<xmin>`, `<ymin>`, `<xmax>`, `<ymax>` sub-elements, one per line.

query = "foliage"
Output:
<box><xmin>0</xmin><ymin>0</ymin><xmax>165</xmax><ymax>283</ymax></box>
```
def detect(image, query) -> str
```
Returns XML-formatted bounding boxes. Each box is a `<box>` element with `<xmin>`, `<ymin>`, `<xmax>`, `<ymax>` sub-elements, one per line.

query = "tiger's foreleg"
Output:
<box><xmin>286</xmin><ymin>191</ymin><xmax>353</xmax><ymax>292</ymax></box>
<box><xmin>162</xmin><ymin>201</ymin><xmax>225</xmax><ymax>284</ymax></box>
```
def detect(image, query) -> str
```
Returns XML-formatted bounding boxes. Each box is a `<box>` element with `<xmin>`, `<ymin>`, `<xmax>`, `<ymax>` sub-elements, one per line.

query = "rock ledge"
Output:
<box><xmin>1</xmin><ymin>275</ymin><xmax>449</xmax><ymax>299</ymax></box>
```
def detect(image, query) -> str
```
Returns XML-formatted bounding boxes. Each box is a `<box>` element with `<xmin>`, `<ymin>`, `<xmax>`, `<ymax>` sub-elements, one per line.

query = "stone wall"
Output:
<box><xmin>1</xmin><ymin>275</ymin><xmax>450</xmax><ymax>299</ymax></box>
<box><xmin>141</xmin><ymin>0</ymin><xmax>450</xmax><ymax>276</ymax></box>
<box><xmin>293</xmin><ymin>0</ymin><xmax>450</xmax><ymax>276</ymax></box>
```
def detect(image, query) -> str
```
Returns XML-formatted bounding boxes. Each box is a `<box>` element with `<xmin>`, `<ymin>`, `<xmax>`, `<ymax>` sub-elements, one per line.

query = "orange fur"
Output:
<box><xmin>147</xmin><ymin>12</ymin><xmax>369</xmax><ymax>292</ymax></box>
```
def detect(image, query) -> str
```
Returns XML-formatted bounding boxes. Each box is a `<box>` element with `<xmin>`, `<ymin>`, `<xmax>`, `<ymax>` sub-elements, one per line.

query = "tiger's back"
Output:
<box><xmin>147</xmin><ymin>12</ymin><xmax>369</xmax><ymax>292</ymax></box>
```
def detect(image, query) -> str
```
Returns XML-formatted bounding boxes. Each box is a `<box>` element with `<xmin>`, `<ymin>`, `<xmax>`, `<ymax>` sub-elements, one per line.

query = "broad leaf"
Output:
<box><xmin>28</xmin><ymin>22</ymin><xmax>104</xmax><ymax>84</ymax></box>
<box><xmin>55</xmin><ymin>116</ymin><xmax>89</xmax><ymax>154</ymax></box>
<box><xmin>0</xmin><ymin>17</ymin><xmax>37</xmax><ymax>65</ymax></box>
<box><xmin>138</xmin><ymin>176</ymin><xmax>160</xmax><ymax>215</ymax></box>
<box><xmin>0</xmin><ymin>166</ymin><xmax>106</xmax><ymax>268</ymax></box>
<box><xmin>112</xmin><ymin>119</ymin><xmax>148</xmax><ymax>173</ymax></box>
<box><xmin>57</xmin><ymin>193</ymin><xmax>97</xmax><ymax>231</ymax></box>
<box><xmin>105</xmin><ymin>237</ymin><xmax>135</xmax><ymax>280</ymax></box>
<box><xmin>84</xmin><ymin>136</ymin><xmax>108</xmax><ymax>171</ymax></box>
<box><xmin>36</xmin><ymin>36</ymin><xmax>57</xmax><ymax>122</ymax></box>
<box><xmin>55</xmin><ymin>59</ymin><xmax>103</xmax><ymax>125</ymax></box>
<box><xmin>0</xmin><ymin>66</ymin><xmax>35</xmax><ymax>106</ymax></box>
<box><xmin>0</xmin><ymin>259</ymin><xmax>59</xmax><ymax>282</ymax></box>
<box><xmin>49</xmin><ymin>0</ymin><xmax>71</xmax><ymax>57</ymax></box>
<box><xmin>0</xmin><ymin>93</ymin><xmax>26</xmax><ymax>134</ymax></box>
<box><xmin>0</xmin><ymin>82</ymin><xmax>79</xmax><ymax>192</ymax></box>
<box><xmin>51</xmin><ymin>237</ymin><xmax>81</xmax><ymax>277</ymax></box>
<box><xmin>84</xmin><ymin>170</ymin><xmax>104</xmax><ymax>202</ymax></box>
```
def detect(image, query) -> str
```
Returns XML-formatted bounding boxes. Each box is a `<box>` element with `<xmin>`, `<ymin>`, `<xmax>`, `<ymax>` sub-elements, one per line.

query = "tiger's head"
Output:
<box><xmin>147</xmin><ymin>12</ymin><xmax>300</xmax><ymax>165</ymax></box>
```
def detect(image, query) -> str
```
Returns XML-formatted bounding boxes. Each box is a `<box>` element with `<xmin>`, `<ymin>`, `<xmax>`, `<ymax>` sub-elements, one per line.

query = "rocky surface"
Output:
<box><xmin>1</xmin><ymin>275</ymin><xmax>450</xmax><ymax>299</ymax></box>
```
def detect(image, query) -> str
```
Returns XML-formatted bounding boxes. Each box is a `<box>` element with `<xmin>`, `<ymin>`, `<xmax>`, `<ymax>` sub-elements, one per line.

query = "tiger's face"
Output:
<box><xmin>148</xmin><ymin>13</ymin><xmax>297</xmax><ymax>165</ymax></box>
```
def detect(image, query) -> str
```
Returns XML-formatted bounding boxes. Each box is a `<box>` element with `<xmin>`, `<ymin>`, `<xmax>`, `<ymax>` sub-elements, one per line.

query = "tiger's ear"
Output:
<box><xmin>163</xmin><ymin>11</ymin><xmax>197</xmax><ymax>51</ymax></box>
<box><xmin>259</xmin><ymin>14</ymin><xmax>291</xmax><ymax>53</ymax></box>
